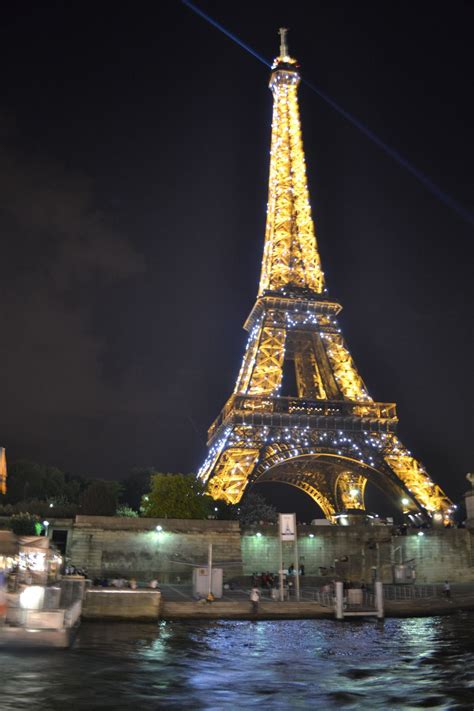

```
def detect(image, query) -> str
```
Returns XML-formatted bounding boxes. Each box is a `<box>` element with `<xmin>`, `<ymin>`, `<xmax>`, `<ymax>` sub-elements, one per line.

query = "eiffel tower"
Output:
<box><xmin>198</xmin><ymin>29</ymin><xmax>453</xmax><ymax>524</ymax></box>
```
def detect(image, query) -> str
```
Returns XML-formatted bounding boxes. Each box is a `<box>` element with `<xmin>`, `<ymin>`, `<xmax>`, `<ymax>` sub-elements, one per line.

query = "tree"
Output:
<box><xmin>4</xmin><ymin>460</ymin><xmax>46</xmax><ymax>503</ymax></box>
<box><xmin>4</xmin><ymin>460</ymin><xmax>73</xmax><ymax>504</ymax></box>
<box><xmin>212</xmin><ymin>499</ymin><xmax>237</xmax><ymax>520</ymax></box>
<box><xmin>141</xmin><ymin>473</ymin><xmax>211</xmax><ymax>519</ymax></box>
<box><xmin>9</xmin><ymin>512</ymin><xmax>40</xmax><ymax>535</ymax></box>
<box><xmin>237</xmin><ymin>492</ymin><xmax>278</xmax><ymax>527</ymax></box>
<box><xmin>63</xmin><ymin>473</ymin><xmax>88</xmax><ymax>504</ymax></box>
<box><xmin>121</xmin><ymin>467</ymin><xmax>155</xmax><ymax>510</ymax></box>
<box><xmin>12</xmin><ymin>499</ymin><xmax>78</xmax><ymax>518</ymax></box>
<box><xmin>79</xmin><ymin>480</ymin><xmax>120</xmax><ymax>516</ymax></box>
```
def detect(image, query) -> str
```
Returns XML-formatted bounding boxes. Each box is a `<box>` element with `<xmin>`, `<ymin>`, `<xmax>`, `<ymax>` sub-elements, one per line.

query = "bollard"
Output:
<box><xmin>375</xmin><ymin>581</ymin><xmax>384</xmax><ymax>619</ymax></box>
<box><xmin>335</xmin><ymin>581</ymin><xmax>344</xmax><ymax>619</ymax></box>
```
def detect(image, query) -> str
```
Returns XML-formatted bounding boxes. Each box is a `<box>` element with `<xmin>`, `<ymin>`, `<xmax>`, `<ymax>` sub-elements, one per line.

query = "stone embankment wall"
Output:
<box><xmin>48</xmin><ymin>517</ymin><xmax>474</xmax><ymax>584</ymax></box>
<box><xmin>67</xmin><ymin>516</ymin><xmax>242</xmax><ymax>582</ymax></box>
<box><xmin>242</xmin><ymin>526</ymin><xmax>474</xmax><ymax>583</ymax></box>
<box><xmin>82</xmin><ymin>589</ymin><xmax>161</xmax><ymax>621</ymax></box>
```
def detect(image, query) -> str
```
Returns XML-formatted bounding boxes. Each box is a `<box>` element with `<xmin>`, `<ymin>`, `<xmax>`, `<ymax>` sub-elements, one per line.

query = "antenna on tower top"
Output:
<box><xmin>278</xmin><ymin>27</ymin><xmax>289</xmax><ymax>57</ymax></box>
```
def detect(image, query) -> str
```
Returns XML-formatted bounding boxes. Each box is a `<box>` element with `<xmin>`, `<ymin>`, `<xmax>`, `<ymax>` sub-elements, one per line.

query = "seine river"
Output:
<box><xmin>2</xmin><ymin>614</ymin><xmax>474</xmax><ymax>710</ymax></box>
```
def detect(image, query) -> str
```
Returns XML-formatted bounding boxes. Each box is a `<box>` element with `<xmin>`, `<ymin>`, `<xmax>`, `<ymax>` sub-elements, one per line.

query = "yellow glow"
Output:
<box><xmin>0</xmin><ymin>447</ymin><xmax>7</xmax><ymax>495</ymax></box>
<box><xmin>259</xmin><ymin>66</ymin><xmax>324</xmax><ymax>295</ymax></box>
<box><xmin>199</xmin><ymin>42</ymin><xmax>453</xmax><ymax>522</ymax></box>
<box><xmin>384</xmin><ymin>435</ymin><xmax>452</xmax><ymax>515</ymax></box>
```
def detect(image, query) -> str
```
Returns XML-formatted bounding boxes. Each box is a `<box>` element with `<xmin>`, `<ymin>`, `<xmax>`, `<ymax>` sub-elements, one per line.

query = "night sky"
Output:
<box><xmin>0</xmin><ymin>2</ymin><xmax>472</xmax><ymax>512</ymax></box>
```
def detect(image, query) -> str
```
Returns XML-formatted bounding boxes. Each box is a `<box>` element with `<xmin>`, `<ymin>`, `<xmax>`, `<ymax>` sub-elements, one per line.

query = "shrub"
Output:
<box><xmin>9</xmin><ymin>512</ymin><xmax>40</xmax><ymax>536</ymax></box>
<box><xmin>116</xmin><ymin>504</ymin><xmax>139</xmax><ymax>518</ymax></box>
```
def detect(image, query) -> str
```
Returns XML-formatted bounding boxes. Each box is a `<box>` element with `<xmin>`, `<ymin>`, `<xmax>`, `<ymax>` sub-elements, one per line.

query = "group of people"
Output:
<box><xmin>249</xmin><ymin>564</ymin><xmax>307</xmax><ymax>610</ymax></box>
<box><xmin>64</xmin><ymin>564</ymin><xmax>87</xmax><ymax>576</ymax></box>
<box><xmin>253</xmin><ymin>571</ymin><xmax>276</xmax><ymax>589</ymax></box>
<box><xmin>92</xmin><ymin>576</ymin><xmax>159</xmax><ymax>590</ymax></box>
<box><xmin>252</xmin><ymin>564</ymin><xmax>305</xmax><ymax>591</ymax></box>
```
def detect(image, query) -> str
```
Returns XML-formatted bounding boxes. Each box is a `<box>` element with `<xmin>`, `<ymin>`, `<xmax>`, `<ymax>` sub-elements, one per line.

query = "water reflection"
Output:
<box><xmin>1</xmin><ymin>614</ymin><xmax>473</xmax><ymax>710</ymax></box>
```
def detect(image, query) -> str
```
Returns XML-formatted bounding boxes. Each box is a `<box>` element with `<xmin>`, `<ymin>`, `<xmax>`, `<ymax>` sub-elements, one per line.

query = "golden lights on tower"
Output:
<box><xmin>198</xmin><ymin>30</ymin><xmax>453</xmax><ymax>522</ymax></box>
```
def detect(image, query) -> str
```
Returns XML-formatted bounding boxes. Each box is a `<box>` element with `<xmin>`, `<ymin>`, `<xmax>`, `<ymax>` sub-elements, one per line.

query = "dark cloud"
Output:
<box><xmin>0</xmin><ymin>127</ymin><xmax>148</xmax><ymax>430</ymax></box>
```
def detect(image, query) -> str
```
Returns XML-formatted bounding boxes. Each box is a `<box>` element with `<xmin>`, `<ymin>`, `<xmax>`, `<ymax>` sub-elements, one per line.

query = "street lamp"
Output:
<box><xmin>42</xmin><ymin>520</ymin><xmax>50</xmax><ymax>536</ymax></box>
<box><xmin>155</xmin><ymin>525</ymin><xmax>163</xmax><ymax>533</ymax></box>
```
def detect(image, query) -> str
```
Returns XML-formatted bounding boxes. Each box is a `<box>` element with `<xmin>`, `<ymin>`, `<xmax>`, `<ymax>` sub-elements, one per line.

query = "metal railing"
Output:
<box><xmin>312</xmin><ymin>590</ymin><xmax>334</xmax><ymax>608</ymax></box>
<box><xmin>382</xmin><ymin>584</ymin><xmax>440</xmax><ymax>600</ymax></box>
<box><xmin>311</xmin><ymin>589</ymin><xmax>376</xmax><ymax>610</ymax></box>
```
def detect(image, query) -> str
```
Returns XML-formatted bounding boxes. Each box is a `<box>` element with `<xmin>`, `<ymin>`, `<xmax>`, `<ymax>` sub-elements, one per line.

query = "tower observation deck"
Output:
<box><xmin>198</xmin><ymin>30</ymin><xmax>453</xmax><ymax>523</ymax></box>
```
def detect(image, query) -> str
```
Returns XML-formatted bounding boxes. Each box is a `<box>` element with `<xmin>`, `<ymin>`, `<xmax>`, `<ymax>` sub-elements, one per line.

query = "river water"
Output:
<box><xmin>1</xmin><ymin>614</ymin><xmax>473</xmax><ymax>710</ymax></box>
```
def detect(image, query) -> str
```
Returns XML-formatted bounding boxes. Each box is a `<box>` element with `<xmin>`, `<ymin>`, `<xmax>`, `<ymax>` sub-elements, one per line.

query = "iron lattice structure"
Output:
<box><xmin>198</xmin><ymin>31</ymin><xmax>453</xmax><ymax>523</ymax></box>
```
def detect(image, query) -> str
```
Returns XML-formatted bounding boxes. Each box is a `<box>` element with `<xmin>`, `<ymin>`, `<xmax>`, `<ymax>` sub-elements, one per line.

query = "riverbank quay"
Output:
<box><xmin>384</xmin><ymin>592</ymin><xmax>474</xmax><ymax>617</ymax></box>
<box><xmin>161</xmin><ymin>600</ymin><xmax>334</xmax><ymax>620</ymax></box>
<box><xmin>79</xmin><ymin>583</ymin><xmax>474</xmax><ymax>621</ymax></box>
<box><xmin>82</xmin><ymin>589</ymin><xmax>161</xmax><ymax>622</ymax></box>
<box><xmin>160</xmin><ymin>594</ymin><xmax>474</xmax><ymax>620</ymax></box>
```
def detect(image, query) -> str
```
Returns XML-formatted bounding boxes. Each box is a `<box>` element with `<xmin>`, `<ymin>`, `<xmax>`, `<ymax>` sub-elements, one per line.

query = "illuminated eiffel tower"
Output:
<box><xmin>198</xmin><ymin>29</ymin><xmax>453</xmax><ymax>523</ymax></box>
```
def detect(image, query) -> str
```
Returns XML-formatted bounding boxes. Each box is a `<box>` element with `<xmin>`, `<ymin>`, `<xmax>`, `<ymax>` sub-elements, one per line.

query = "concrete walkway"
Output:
<box><xmin>161</xmin><ymin>600</ymin><xmax>333</xmax><ymax>620</ymax></box>
<box><xmin>159</xmin><ymin>583</ymin><xmax>474</xmax><ymax>620</ymax></box>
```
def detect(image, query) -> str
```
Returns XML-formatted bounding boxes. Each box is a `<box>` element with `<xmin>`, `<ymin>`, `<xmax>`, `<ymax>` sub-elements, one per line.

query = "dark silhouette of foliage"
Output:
<box><xmin>141</xmin><ymin>473</ymin><xmax>211</xmax><ymax>519</ymax></box>
<box><xmin>237</xmin><ymin>492</ymin><xmax>278</xmax><ymax>527</ymax></box>
<box><xmin>3</xmin><ymin>460</ymin><xmax>87</xmax><ymax>505</ymax></box>
<box><xmin>10</xmin><ymin>512</ymin><xmax>40</xmax><ymax>535</ymax></box>
<box><xmin>121</xmin><ymin>467</ymin><xmax>155</xmax><ymax>510</ymax></box>
<box><xmin>79</xmin><ymin>480</ymin><xmax>120</xmax><ymax>516</ymax></box>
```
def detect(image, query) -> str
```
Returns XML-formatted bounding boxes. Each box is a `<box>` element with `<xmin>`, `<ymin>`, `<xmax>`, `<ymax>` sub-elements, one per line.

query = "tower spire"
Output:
<box><xmin>278</xmin><ymin>27</ymin><xmax>289</xmax><ymax>58</ymax></box>
<box><xmin>259</xmin><ymin>32</ymin><xmax>325</xmax><ymax>297</ymax></box>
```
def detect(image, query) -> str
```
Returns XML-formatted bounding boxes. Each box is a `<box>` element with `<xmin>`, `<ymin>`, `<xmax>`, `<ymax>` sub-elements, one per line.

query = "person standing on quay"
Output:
<box><xmin>443</xmin><ymin>580</ymin><xmax>451</xmax><ymax>599</ymax></box>
<box><xmin>250</xmin><ymin>587</ymin><xmax>260</xmax><ymax>615</ymax></box>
